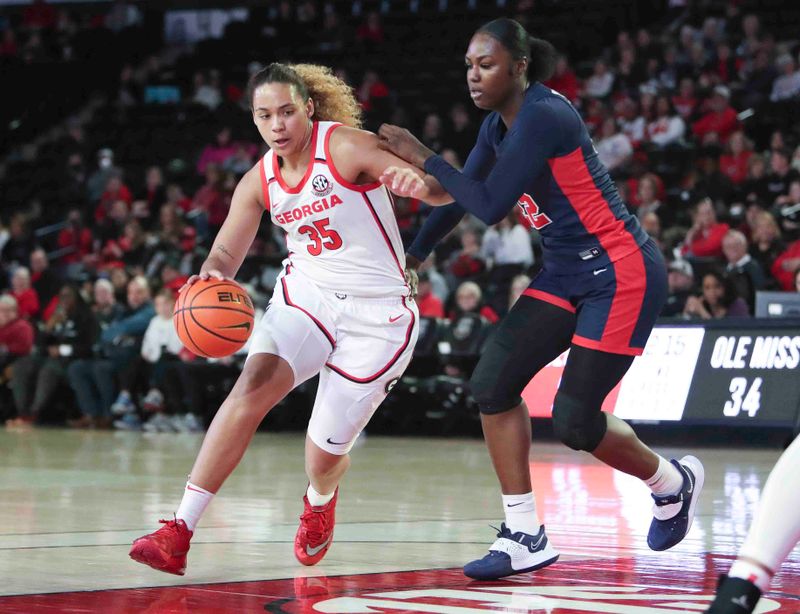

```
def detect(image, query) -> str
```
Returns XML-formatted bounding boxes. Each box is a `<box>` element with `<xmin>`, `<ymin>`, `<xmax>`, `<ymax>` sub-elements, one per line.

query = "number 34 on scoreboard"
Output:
<box><xmin>723</xmin><ymin>377</ymin><xmax>763</xmax><ymax>418</ymax></box>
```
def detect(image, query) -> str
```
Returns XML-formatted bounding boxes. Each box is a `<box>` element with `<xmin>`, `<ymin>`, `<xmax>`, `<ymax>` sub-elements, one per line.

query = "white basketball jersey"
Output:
<box><xmin>259</xmin><ymin>121</ymin><xmax>408</xmax><ymax>298</ymax></box>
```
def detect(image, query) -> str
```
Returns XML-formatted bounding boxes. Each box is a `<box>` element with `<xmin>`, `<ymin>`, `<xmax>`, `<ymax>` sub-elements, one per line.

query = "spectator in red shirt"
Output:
<box><xmin>356</xmin><ymin>11</ymin><xmax>384</xmax><ymax>46</ymax></box>
<box><xmin>692</xmin><ymin>85</ymin><xmax>740</xmax><ymax>143</ymax></box>
<box><xmin>0</xmin><ymin>29</ymin><xmax>18</xmax><ymax>57</ymax></box>
<box><xmin>192</xmin><ymin>164</ymin><xmax>227</xmax><ymax>235</ymax></box>
<box><xmin>166</xmin><ymin>183</ymin><xmax>192</xmax><ymax>214</ymax></box>
<box><xmin>416</xmin><ymin>272</ymin><xmax>444</xmax><ymax>318</ymax></box>
<box><xmin>446</xmin><ymin>229</ymin><xmax>486</xmax><ymax>282</ymax></box>
<box><xmin>0</xmin><ymin>294</ymin><xmax>35</xmax><ymax>369</ymax></box>
<box><xmin>57</xmin><ymin>209</ymin><xmax>93</xmax><ymax>265</ymax></box>
<box><xmin>771</xmin><ymin>240</ymin><xmax>800</xmax><ymax>291</ymax></box>
<box><xmin>23</xmin><ymin>0</ymin><xmax>56</xmax><ymax>30</ymax></box>
<box><xmin>96</xmin><ymin>175</ymin><xmax>133</xmax><ymax>224</ymax></box>
<box><xmin>719</xmin><ymin>130</ymin><xmax>752</xmax><ymax>184</ymax></box>
<box><xmin>681</xmin><ymin>197</ymin><xmax>731</xmax><ymax>258</ymax></box>
<box><xmin>160</xmin><ymin>259</ymin><xmax>189</xmax><ymax>297</ymax></box>
<box><xmin>11</xmin><ymin>267</ymin><xmax>40</xmax><ymax>320</ymax></box>
<box><xmin>102</xmin><ymin>220</ymin><xmax>147</xmax><ymax>269</ymax></box>
<box><xmin>357</xmin><ymin>70</ymin><xmax>390</xmax><ymax>113</ymax></box>
<box><xmin>714</xmin><ymin>42</ymin><xmax>742</xmax><ymax>83</ymax></box>
<box><xmin>545</xmin><ymin>55</ymin><xmax>579</xmax><ymax>102</ymax></box>
<box><xmin>582</xmin><ymin>97</ymin><xmax>607</xmax><ymax>136</ymax></box>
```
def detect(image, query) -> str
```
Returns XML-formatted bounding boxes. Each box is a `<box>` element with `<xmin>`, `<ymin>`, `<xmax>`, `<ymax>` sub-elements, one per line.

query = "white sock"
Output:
<box><xmin>502</xmin><ymin>492</ymin><xmax>541</xmax><ymax>535</ymax></box>
<box><xmin>307</xmin><ymin>483</ymin><xmax>334</xmax><ymax>507</ymax></box>
<box><xmin>736</xmin><ymin>436</ymin><xmax>800</xmax><ymax>584</ymax></box>
<box><xmin>645</xmin><ymin>456</ymin><xmax>684</xmax><ymax>496</ymax></box>
<box><xmin>175</xmin><ymin>481</ymin><xmax>214</xmax><ymax>532</ymax></box>
<box><xmin>729</xmin><ymin>559</ymin><xmax>772</xmax><ymax>592</ymax></box>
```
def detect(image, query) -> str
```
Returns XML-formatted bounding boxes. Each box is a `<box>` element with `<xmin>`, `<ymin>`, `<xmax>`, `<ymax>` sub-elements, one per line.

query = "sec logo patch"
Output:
<box><xmin>311</xmin><ymin>174</ymin><xmax>333</xmax><ymax>197</ymax></box>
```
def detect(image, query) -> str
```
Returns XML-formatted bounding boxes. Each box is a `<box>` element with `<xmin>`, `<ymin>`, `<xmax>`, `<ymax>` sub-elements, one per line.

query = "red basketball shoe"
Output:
<box><xmin>294</xmin><ymin>489</ymin><xmax>338</xmax><ymax>566</ymax></box>
<box><xmin>129</xmin><ymin>518</ymin><xmax>193</xmax><ymax>575</ymax></box>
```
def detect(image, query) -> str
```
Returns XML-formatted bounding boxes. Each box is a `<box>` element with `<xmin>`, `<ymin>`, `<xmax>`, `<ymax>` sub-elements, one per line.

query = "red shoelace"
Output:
<box><xmin>299</xmin><ymin>509</ymin><xmax>327</xmax><ymax>544</ymax></box>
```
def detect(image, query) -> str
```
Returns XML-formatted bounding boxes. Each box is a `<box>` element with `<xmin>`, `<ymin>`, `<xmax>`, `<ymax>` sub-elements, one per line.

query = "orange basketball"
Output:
<box><xmin>174</xmin><ymin>278</ymin><xmax>255</xmax><ymax>358</ymax></box>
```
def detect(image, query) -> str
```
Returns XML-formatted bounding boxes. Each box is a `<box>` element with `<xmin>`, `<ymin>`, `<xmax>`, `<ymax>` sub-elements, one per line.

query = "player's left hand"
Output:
<box><xmin>378</xmin><ymin>124</ymin><xmax>434</xmax><ymax>168</ymax></box>
<box><xmin>404</xmin><ymin>267</ymin><xmax>419</xmax><ymax>298</ymax></box>
<box><xmin>380</xmin><ymin>166</ymin><xmax>426</xmax><ymax>199</ymax></box>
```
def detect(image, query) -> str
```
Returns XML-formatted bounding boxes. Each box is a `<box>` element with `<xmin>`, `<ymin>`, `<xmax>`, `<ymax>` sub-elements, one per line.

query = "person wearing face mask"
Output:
<box><xmin>87</xmin><ymin>148</ymin><xmax>120</xmax><ymax>204</ymax></box>
<box><xmin>129</xmin><ymin>63</ymin><xmax>452</xmax><ymax>576</ymax></box>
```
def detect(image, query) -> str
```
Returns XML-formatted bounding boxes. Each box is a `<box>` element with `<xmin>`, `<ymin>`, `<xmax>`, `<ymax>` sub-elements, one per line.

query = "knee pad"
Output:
<box><xmin>470</xmin><ymin>368</ymin><xmax>522</xmax><ymax>415</ymax></box>
<box><xmin>551</xmin><ymin>392</ymin><xmax>607</xmax><ymax>452</ymax></box>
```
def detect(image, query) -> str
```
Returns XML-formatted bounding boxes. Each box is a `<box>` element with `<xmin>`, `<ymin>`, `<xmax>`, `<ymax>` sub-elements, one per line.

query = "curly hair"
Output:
<box><xmin>246</xmin><ymin>62</ymin><xmax>362</xmax><ymax>129</ymax></box>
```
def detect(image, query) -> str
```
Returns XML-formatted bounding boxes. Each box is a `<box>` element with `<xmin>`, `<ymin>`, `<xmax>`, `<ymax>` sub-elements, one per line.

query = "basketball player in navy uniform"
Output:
<box><xmin>379</xmin><ymin>18</ymin><xmax>704</xmax><ymax>580</ymax></box>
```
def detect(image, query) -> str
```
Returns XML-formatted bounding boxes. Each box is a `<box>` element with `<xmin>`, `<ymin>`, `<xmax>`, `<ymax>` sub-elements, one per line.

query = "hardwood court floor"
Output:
<box><xmin>0</xmin><ymin>429</ymin><xmax>797</xmax><ymax>612</ymax></box>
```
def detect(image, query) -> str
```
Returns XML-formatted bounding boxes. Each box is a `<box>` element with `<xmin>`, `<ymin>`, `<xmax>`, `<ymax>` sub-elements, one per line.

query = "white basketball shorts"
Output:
<box><xmin>247</xmin><ymin>264</ymin><xmax>419</xmax><ymax>454</ymax></box>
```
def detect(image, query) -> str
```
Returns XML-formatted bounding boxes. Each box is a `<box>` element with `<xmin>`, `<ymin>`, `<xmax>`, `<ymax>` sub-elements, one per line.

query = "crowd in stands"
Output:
<box><xmin>1</xmin><ymin>0</ymin><xmax>800</xmax><ymax>430</ymax></box>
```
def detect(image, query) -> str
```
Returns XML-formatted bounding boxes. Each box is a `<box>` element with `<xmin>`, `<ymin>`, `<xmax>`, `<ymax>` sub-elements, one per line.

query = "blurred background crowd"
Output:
<box><xmin>1</xmin><ymin>0</ymin><xmax>799</xmax><ymax>431</ymax></box>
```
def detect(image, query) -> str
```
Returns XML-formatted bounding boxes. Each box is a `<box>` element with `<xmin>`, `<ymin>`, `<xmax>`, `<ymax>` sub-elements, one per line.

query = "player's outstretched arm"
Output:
<box><xmin>381</xmin><ymin>104</ymin><xmax>560</xmax><ymax>225</ymax></box>
<box><xmin>328</xmin><ymin>125</ymin><xmax>454</xmax><ymax>205</ymax></box>
<box><xmin>196</xmin><ymin>164</ymin><xmax>264</xmax><ymax>283</ymax></box>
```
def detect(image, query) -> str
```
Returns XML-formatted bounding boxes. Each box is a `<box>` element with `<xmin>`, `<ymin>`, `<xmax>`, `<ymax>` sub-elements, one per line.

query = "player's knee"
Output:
<box><xmin>551</xmin><ymin>392</ymin><xmax>607</xmax><ymax>452</ymax></box>
<box><xmin>228</xmin><ymin>359</ymin><xmax>289</xmax><ymax>414</ymax></box>
<box><xmin>469</xmin><ymin>368</ymin><xmax>521</xmax><ymax>415</ymax></box>
<box><xmin>306</xmin><ymin>448</ymin><xmax>350</xmax><ymax>479</ymax></box>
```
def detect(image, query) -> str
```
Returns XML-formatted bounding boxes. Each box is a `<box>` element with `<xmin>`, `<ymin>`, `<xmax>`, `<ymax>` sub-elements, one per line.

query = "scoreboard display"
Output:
<box><xmin>522</xmin><ymin>321</ymin><xmax>800</xmax><ymax>427</ymax></box>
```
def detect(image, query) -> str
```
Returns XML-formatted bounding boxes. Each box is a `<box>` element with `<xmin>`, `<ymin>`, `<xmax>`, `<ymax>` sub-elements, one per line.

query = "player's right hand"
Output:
<box><xmin>180</xmin><ymin>269</ymin><xmax>226</xmax><ymax>294</ymax></box>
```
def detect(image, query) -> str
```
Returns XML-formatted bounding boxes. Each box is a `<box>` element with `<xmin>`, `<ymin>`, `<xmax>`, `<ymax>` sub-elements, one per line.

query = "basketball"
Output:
<box><xmin>173</xmin><ymin>278</ymin><xmax>255</xmax><ymax>358</ymax></box>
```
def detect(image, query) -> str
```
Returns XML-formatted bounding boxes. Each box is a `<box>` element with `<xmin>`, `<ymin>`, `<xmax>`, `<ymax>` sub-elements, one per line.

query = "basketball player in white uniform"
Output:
<box><xmin>129</xmin><ymin>63</ymin><xmax>453</xmax><ymax>574</ymax></box>
<box><xmin>706</xmin><ymin>434</ymin><xmax>800</xmax><ymax>613</ymax></box>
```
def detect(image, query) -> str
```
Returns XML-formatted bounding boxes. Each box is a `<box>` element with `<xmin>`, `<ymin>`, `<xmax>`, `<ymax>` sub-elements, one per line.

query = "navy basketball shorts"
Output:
<box><xmin>524</xmin><ymin>239</ymin><xmax>667</xmax><ymax>356</ymax></box>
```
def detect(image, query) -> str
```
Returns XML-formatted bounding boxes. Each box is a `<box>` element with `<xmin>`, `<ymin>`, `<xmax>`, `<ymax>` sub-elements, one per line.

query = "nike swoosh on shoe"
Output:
<box><xmin>306</xmin><ymin>537</ymin><xmax>331</xmax><ymax>557</ymax></box>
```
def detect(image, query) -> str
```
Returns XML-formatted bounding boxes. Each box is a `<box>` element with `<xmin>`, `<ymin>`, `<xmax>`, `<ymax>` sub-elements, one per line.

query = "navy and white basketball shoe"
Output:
<box><xmin>648</xmin><ymin>455</ymin><xmax>705</xmax><ymax>551</ymax></box>
<box><xmin>463</xmin><ymin>523</ymin><xmax>559</xmax><ymax>580</ymax></box>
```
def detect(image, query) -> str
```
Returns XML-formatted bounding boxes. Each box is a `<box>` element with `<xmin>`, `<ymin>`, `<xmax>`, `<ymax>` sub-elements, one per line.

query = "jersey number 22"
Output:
<box><xmin>517</xmin><ymin>193</ymin><xmax>552</xmax><ymax>230</ymax></box>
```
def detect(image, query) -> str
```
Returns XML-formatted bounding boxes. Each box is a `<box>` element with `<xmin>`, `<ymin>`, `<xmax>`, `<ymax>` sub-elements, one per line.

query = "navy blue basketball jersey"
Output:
<box><xmin>412</xmin><ymin>82</ymin><xmax>649</xmax><ymax>275</ymax></box>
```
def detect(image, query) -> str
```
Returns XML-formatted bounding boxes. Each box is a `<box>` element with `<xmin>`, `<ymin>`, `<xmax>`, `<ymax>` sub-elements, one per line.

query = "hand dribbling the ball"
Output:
<box><xmin>179</xmin><ymin>269</ymin><xmax>226</xmax><ymax>295</ymax></box>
